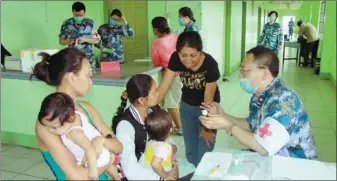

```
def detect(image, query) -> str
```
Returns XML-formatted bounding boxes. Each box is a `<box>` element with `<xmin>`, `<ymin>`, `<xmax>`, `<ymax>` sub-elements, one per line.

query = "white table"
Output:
<box><xmin>191</xmin><ymin>149</ymin><xmax>336</xmax><ymax>180</ymax></box>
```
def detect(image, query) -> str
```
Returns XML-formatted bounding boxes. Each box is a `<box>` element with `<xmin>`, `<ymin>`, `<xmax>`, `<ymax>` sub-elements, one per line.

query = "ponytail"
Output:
<box><xmin>191</xmin><ymin>17</ymin><xmax>196</xmax><ymax>23</ymax></box>
<box><xmin>164</xmin><ymin>27</ymin><xmax>171</xmax><ymax>34</ymax></box>
<box><xmin>112</xmin><ymin>91</ymin><xmax>128</xmax><ymax>133</ymax></box>
<box><xmin>30</xmin><ymin>52</ymin><xmax>51</xmax><ymax>85</ymax></box>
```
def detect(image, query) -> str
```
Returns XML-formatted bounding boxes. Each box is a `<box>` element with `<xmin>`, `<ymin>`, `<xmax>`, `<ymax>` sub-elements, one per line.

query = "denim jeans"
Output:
<box><xmin>179</xmin><ymin>102</ymin><xmax>217</xmax><ymax>167</ymax></box>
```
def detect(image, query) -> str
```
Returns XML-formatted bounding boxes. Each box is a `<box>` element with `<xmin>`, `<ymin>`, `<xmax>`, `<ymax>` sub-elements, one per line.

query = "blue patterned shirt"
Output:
<box><xmin>97</xmin><ymin>23</ymin><xmax>135</xmax><ymax>62</ymax></box>
<box><xmin>248</xmin><ymin>78</ymin><xmax>318</xmax><ymax>160</ymax></box>
<box><xmin>258</xmin><ymin>22</ymin><xmax>283</xmax><ymax>51</ymax></box>
<box><xmin>59</xmin><ymin>18</ymin><xmax>97</xmax><ymax>59</ymax></box>
<box><xmin>184</xmin><ymin>21</ymin><xmax>199</xmax><ymax>33</ymax></box>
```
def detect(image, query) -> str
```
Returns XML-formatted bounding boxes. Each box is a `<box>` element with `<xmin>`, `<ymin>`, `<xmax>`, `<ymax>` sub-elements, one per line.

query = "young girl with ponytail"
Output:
<box><xmin>112</xmin><ymin>74</ymin><xmax>179</xmax><ymax>180</ymax></box>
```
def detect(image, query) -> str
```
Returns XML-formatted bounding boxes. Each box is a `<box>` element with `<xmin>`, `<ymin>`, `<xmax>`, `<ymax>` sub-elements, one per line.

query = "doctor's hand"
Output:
<box><xmin>200</xmin><ymin>102</ymin><xmax>225</xmax><ymax>116</ymax></box>
<box><xmin>200</xmin><ymin>114</ymin><xmax>231</xmax><ymax>130</ymax></box>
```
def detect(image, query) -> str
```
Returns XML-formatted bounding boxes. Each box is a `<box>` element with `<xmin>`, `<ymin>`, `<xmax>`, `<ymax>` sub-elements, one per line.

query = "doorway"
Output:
<box><xmin>282</xmin><ymin>16</ymin><xmax>296</xmax><ymax>41</ymax></box>
<box><xmin>104</xmin><ymin>1</ymin><xmax>148</xmax><ymax>62</ymax></box>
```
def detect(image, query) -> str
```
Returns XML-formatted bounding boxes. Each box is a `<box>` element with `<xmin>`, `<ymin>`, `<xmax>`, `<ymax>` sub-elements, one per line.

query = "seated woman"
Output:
<box><xmin>30</xmin><ymin>47</ymin><xmax>123</xmax><ymax>180</ymax></box>
<box><xmin>112</xmin><ymin>74</ymin><xmax>179</xmax><ymax>180</ymax></box>
<box><xmin>200</xmin><ymin>46</ymin><xmax>318</xmax><ymax>160</ymax></box>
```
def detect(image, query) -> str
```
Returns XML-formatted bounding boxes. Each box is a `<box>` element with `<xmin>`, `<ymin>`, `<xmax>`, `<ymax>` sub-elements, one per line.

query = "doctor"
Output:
<box><xmin>200</xmin><ymin>46</ymin><xmax>318</xmax><ymax>160</ymax></box>
<box><xmin>59</xmin><ymin>2</ymin><xmax>100</xmax><ymax>69</ymax></box>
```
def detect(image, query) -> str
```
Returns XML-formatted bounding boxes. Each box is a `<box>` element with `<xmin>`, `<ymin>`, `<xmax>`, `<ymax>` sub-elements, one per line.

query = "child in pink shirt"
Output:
<box><xmin>151</xmin><ymin>17</ymin><xmax>183</xmax><ymax>135</ymax></box>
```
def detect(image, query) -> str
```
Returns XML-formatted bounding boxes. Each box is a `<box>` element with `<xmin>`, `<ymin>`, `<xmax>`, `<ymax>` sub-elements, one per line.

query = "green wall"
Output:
<box><xmin>320</xmin><ymin>1</ymin><xmax>336</xmax><ymax>85</ymax></box>
<box><xmin>1</xmin><ymin>1</ymin><xmax>104</xmax><ymax>57</ymax></box>
<box><xmin>297</xmin><ymin>1</ymin><xmax>320</xmax><ymax>28</ymax></box>
<box><xmin>147</xmin><ymin>1</ymin><xmax>166</xmax><ymax>56</ymax></box>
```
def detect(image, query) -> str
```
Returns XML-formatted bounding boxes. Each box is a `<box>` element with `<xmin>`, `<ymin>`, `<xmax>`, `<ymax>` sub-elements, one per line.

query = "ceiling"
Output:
<box><xmin>256</xmin><ymin>1</ymin><xmax>303</xmax><ymax>10</ymax></box>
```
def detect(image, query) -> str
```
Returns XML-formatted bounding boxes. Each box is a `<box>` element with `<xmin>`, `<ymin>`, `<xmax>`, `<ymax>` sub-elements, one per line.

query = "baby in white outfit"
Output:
<box><xmin>38</xmin><ymin>92</ymin><xmax>121</xmax><ymax>180</ymax></box>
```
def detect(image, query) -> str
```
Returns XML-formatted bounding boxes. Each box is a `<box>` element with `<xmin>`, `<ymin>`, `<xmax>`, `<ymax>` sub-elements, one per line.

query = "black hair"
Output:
<box><xmin>30</xmin><ymin>48</ymin><xmax>86</xmax><ymax>86</ymax></box>
<box><xmin>152</xmin><ymin>16</ymin><xmax>171</xmax><ymax>34</ymax></box>
<box><xmin>110</xmin><ymin>9</ymin><xmax>122</xmax><ymax>17</ymax></box>
<box><xmin>179</xmin><ymin>7</ymin><xmax>196</xmax><ymax>22</ymax></box>
<box><xmin>112</xmin><ymin>74</ymin><xmax>154</xmax><ymax>133</ymax></box>
<box><xmin>145</xmin><ymin>109</ymin><xmax>172</xmax><ymax>142</ymax></box>
<box><xmin>246</xmin><ymin>46</ymin><xmax>279</xmax><ymax>78</ymax></box>
<box><xmin>38</xmin><ymin>92</ymin><xmax>75</xmax><ymax>126</ymax></box>
<box><xmin>268</xmin><ymin>11</ymin><xmax>278</xmax><ymax>19</ymax></box>
<box><xmin>72</xmin><ymin>2</ymin><xmax>86</xmax><ymax>12</ymax></box>
<box><xmin>297</xmin><ymin>20</ymin><xmax>303</xmax><ymax>27</ymax></box>
<box><xmin>176</xmin><ymin>31</ymin><xmax>203</xmax><ymax>52</ymax></box>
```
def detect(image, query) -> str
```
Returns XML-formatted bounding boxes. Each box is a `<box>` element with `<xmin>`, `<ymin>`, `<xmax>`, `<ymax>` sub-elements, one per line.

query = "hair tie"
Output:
<box><xmin>45</xmin><ymin>56</ymin><xmax>51</xmax><ymax>65</ymax></box>
<box><xmin>122</xmin><ymin>90</ymin><xmax>128</xmax><ymax>99</ymax></box>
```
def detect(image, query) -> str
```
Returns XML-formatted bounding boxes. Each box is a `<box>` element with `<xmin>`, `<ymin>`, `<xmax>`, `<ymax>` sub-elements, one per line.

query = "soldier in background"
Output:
<box><xmin>288</xmin><ymin>17</ymin><xmax>295</xmax><ymax>40</ymax></box>
<box><xmin>59</xmin><ymin>2</ymin><xmax>100</xmax><ymax>71</ymax></box>
<box><xmin>258</xmin><ymin>11</ymin><xmax>283</xmax><ymax>55</ymax></box>
<box><xmin>97</xmin><ymin>9</ymin><xmax>135</xmax><ymax>64</ymax></box>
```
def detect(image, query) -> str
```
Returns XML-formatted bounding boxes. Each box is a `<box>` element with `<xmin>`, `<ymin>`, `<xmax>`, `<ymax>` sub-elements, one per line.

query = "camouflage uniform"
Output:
<box><xmin>258</xmin><ymin>22</ymin><xmax>283</xmax><ymax>53</ymax></box>
<box><xmin>97</xmin><ymin>23</ymin><xmax>135</xmax><ymax>63</ymax></box>
<box><xmin>184</xmin><ymin>21</ymin><xmax>199</xmax><ymax>33</ymax></box>
<box><xmin>59</xmin><ymin>18</ymin><xmax>99</xmax><ymax>67</ymax></box>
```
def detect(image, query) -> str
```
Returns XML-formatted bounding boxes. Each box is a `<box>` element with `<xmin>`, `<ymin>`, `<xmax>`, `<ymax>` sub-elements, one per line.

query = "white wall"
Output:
<box><xmin>245</xmin><ymin>1</ymin><xmax>259</xmax><ymax>52</ymax></box>
<box><xmin>201</xmin><ymin>1</ymin><xmax>225</xmax><ymax>75</ymax></box>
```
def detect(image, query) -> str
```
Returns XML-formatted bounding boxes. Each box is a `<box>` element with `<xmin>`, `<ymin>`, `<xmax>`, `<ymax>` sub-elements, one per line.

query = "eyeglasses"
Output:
<box><xmin>239</xmin><ymin>67</ymin><xmax>266</xmax><ymax>73</ymax></box>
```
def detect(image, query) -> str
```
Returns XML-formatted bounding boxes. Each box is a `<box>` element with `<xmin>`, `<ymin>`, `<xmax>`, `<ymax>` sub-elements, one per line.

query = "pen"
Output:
<box><xmin>209</xmin><ymin>165</ymin><xmax>220</xmax><ymax>177</ymax></box>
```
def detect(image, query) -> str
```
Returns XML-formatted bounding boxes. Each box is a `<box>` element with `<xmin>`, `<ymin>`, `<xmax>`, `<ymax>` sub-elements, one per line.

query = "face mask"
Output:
<box><xmin>109</xmin><ymin>18</ymin><xmax>119</xmax><ymax>25</ymax></box>
<box><xmin>73</xmin><ymin>16</ymin><xmax>85</xmax><ymax>22</ymax></box>
<box><xmin>178</xmin><ymin>18</ymin><xmax>185</xmax><ymax>26</ymax></box>
<box><xmin>240</xmin><ymin>78</ymin><xmax>257</xmax><ymax>94</ymax></box>
<box><xmin>269</xmin><ymin>16</ymin><xmax>276</xmax><ymax>22</ymax></box>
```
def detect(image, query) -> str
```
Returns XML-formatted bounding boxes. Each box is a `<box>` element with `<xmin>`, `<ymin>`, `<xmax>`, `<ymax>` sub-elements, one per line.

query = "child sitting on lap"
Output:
<box><xmin>144</xmin><ymin>109</ymin><xmax>178</xmax><ymax>179</ymax></box>
<box><xmin>37</xmin><ymin>92</ymin><xmax>122</xmax><ymax>180</ymax></box>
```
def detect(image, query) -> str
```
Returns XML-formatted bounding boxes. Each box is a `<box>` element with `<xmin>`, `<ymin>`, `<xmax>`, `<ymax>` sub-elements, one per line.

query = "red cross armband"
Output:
<box><xmin>254</xmin><ymin>117</ymin><xmax>290</xmax><ymax>156</ymax></box>
<box><xmin>92</xmin><ymin>30</ymin><xmax>101</xmax><ymax>41</ymax></box>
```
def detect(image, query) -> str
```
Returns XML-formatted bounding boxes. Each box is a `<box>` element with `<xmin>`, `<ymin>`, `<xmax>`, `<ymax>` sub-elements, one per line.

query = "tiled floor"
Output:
<box><xmin>1</xmin><ymin>47</ymin><xmax>336</xmax><ymax>180</ymax></box>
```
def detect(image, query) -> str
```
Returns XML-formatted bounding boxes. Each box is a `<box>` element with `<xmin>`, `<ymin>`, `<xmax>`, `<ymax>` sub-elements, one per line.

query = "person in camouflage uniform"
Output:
<box><xmin>288</xmin><ymin>17</ymin><xmax>295</xmax><ymax>40</ymax></box>
<box><xmin>178</xmin><ymin>7</ymin><xmax>199</xmax><ymax>33</ymax></box>
<box><xmin>258</xmin><ymin>11</ymin><xmax>283</xmax><ymax>54</ymax></box>
<box><xmin>97</xmin><ymin>9</ymin><xmax>135</xmax><ymax>63</ymax></box>
<box><xmin>58</xmin><ymin>2</ymin><xmax>100</xmax><ymax>70</ymax></box>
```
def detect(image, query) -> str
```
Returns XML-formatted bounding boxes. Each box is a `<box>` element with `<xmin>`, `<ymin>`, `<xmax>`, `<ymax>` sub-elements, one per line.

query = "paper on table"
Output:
<box><xmin>194</xmin><ymin>152</ymin><xmax>232</xmax><ymax>178</ymax></box>
<box><xmin>272</xmin><ymin>156</ymin><xmax>336</xmax><ymax>180</ymax></box>
<box><xmin>134</xmin><ymin>58</ymin><xmax>151</xmax><ymax>62</ymax></box>
<box><xmin>100</xmin><ymin>62</ymin><xmax>120</xmax><ymax>72</ymax></box>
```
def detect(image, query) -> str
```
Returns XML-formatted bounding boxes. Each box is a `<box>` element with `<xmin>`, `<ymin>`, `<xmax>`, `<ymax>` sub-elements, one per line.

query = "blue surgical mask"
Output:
<box><xmin>73</xmin><ymin>16</ymin><xmax>85</xmax><ymax>22</ymax></box>
<box><xmin>109</xmin><ymin>18</ymin><xmax>119</xmax><ymax>25</ymax></box>
<box><xmin>178</xmin><ymin>18</ymin><xmax>185</xmax><ymax>26</ymax></box>
<box><xmin>240</xmin><ymin>79</ymin><xmax>257</xmax><ymax>94</ymax></box>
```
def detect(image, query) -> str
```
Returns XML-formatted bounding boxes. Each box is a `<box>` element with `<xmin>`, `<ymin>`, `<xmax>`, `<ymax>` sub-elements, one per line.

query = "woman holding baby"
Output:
<box><xmin>31</xmin><ymin>48</ymin><xmax>123</xmax><ymax>180</ymax></box>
